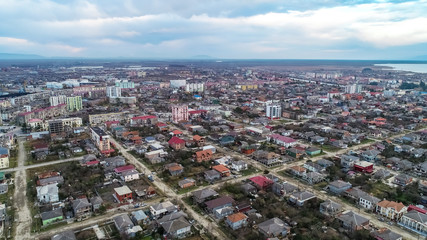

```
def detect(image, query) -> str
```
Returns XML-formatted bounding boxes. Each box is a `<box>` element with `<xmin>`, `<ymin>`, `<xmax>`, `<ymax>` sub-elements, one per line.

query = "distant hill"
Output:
<box><xmin>0</xmin><ymin>53</ymin><xmax>45</xmax><ymax>59</ymax></box>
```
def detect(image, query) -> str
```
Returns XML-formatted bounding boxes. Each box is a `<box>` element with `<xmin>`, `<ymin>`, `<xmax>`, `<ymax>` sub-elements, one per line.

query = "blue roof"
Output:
<box><xmin>0</xmin><ymin>147</ymin><xmax>8</xmax><ymax>155</ymax></box>
<box><xmin>194</xmin><ymin>95</ymin><xmax>201</xmax><ymax>98</ymax></box>
<box><xmin>132</xmin><ymin>210</ymin><xmax>147</xmax><ymax>221</ymax></box>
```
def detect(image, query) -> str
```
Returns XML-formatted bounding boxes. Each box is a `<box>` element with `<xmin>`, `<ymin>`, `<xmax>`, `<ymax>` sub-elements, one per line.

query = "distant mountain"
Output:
<box><xmin>0</xmin><ymin>53</ymin><xmax>45</xmax><ymax>59</ymax></box>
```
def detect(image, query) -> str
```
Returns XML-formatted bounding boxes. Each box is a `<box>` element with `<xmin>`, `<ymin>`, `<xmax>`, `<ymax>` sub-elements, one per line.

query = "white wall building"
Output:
<box><xmin>266</xmin><ymin>104</ymin><xmax>282</xmax><ymax>119</ymax></box>
<box><xmin>106</xmin><ymin>86</ymin><xmax>122</xmax><ymax>98</ymax></box>
<box><xmin>185</xmin><ymin>83</ymin><xmax>204</xmax><ymax>93</ymax></box>
<box><xmin>49</xmin><ymin>95</ymin><xmax>67</xmax><ymax>106</ymax></box>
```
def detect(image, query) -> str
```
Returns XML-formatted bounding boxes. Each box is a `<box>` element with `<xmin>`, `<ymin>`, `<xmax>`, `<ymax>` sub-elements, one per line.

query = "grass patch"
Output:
<box><xmin>320</xmin><ymin>145</ymin><xmax>341</xmax><ymax>153</ymax></box>
<box><xmin>360</xmin><ymin>138</ymin><xmax>375</xmax><ymax>144</ymax></box>
<box><xmin>240</xmin><ymin>166</ymin><xmax>260</xmax><ymax>176</ymax></box>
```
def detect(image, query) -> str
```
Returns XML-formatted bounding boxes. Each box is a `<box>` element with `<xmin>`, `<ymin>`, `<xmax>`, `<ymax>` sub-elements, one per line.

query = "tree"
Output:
<box><xmin>233</xmin><ymin>107</ymin><xmax>244</xmax><ymax>114</ymax></box>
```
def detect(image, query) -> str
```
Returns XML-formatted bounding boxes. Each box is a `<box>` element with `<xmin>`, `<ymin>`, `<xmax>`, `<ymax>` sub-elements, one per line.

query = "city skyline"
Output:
<box><xmin>1</xmin><ymin>0</ymin><xmax>427</xmax><ymax>60</ymax></box>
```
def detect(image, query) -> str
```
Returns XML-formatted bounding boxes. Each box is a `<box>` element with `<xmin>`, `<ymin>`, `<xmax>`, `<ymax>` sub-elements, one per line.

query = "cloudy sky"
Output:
<box><xmin>0</xmin><ymin>0</ymin><xmax>426</xmax><ymax>59</ymax></box>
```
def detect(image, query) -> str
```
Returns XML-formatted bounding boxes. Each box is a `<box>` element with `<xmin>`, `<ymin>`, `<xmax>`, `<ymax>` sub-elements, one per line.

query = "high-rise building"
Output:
<box><xmin>106</xmin><ymin>86</ymin><xmax>122</xmax><ymax>98</ymax></box>
<box><xmin>66</xmin><ymin>96</ymin><xmax>83</xmax><ymax>111</ymax></box>
<box><xmin>115</xmin><ymin>80</ymin><xmax>135</xmax><ymax>89</ymax></box>
<box><xmin>345</xmin><ymin>84</ymin><xmax>362</xmax><ymax>94</ymax></box>
<box><xmin>90</xmin><ymin>127</ymin><xmax>111</xmax><ymax>154</ymax></box>
<box><xmin>185</xmin><ymin>83</ymin><xmax>204</xmax><ymax>93</ymax></box>
<box><xmin>49</xmin><ymin>95</ymin><xmax>67</xmax><ymax>106</ymax></box>
<box><xmin>172</xmin><ymin>105</ymin><xmax>189</xmax><ymax>123</ymax></box>
<box><xmin>266</xmin><ymin>104</ymin><xmax>282</xmax><ymax>119</ymax></box>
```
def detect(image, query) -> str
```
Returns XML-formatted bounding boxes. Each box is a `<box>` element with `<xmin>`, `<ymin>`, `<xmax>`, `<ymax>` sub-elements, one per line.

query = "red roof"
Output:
<box><xmin>101</xmin><ymin>149</ymin><xmax>115</xmax><ymax>154</ymax></box>
<box><xmin>407</xmin><ymin>205</ymin><xmax>427</xmax><ymax>214</ymax></box>
<box><xmin>105</xmin><ymin>120</ymin><xmax>120</xmax><ymax>125</ymax></box>
<box><xmin>131</xmin><ymin>115</ymin><xmax>157</xmax><ymax>120</ymax></box>
<box><xmin>86</xmin><ymin>160</ymin><xmax>100</xmax><ymax>166</ymax></box>
<box><xmin>172</xmin><ymin>130</ymin><xmax>183</xmax><ymax>135</ymax></box>
<box><xmin>115</xmin><ymin>165</ymin><xmax>135</xmax><ymax>173</ymax></box>
<box><xmin>156</xmin><ymin>122</ymin><xmax>167</xmax><ymax>127</ymax></box>
<box><xmin>249</xmin><ymin>176</ymin><xmax>273</xmax><ymax>188</ymax></box>
<box><xmin>168</xmin><ymin>136</ymin><xmax>185</xmax><ymax>145</ymax></box>
<box><xmin>188</xmin><ymin>110</ymin><xmax>208</xmax><ymax>115</ymax></box>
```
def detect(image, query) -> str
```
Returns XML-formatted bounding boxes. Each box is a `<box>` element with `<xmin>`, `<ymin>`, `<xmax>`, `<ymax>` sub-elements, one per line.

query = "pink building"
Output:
<box><xmin>171</xmin><ymin>105</ymin><xmax>189</xmax><ymax>123</ymax></box>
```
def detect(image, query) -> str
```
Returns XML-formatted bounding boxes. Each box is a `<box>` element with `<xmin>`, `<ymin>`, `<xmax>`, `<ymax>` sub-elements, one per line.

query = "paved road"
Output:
<box><xmin>110</xmin><ymin>137</ymin><xmax>229</xmax><ymax>240</ymax></box>
<box><xmin>13</xmin><ymin>140</ymin><xmax>32</xmax><ymax>240</ymax></box>
<box><xmin>3</xmin><ymin>156</ymin><xmax>84</xmax><ymax>173</ymax></box>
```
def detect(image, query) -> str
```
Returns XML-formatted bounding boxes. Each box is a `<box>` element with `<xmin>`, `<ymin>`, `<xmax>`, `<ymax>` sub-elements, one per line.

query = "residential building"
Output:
<box><xmin>72</xmin><ymin>198</ymin><xmax>92</xmax><ymax>220</ymax></box>
<box><xmin>178</xmin><ymin>178</ymin><xmax>196</xmax><ymax>189</ymax></box>
<box><xmin>320</xmin><ymin>200</ymin><xmax>342</xmax><ymax>216</ymax></box>
<box><xmin>337</xmin><ymin>211</ymin><xmax>369</xmax><ymax>231</ymax></box>
<box><xmin>205</xmin><ymin>196</ymin><xmax>234</xmax><ymax>213</ymax></box>
<box><xmin>114</xmin><ymin>186</ymin><xmax>133</xmax><ymax>203</ymax></box>
<box><xmin>36</xmin><ymin>183</ymin><xmax>59</xmax><ymax>204</ymax></box>
<box><xmin>376</xmin><ymin>200</ymin><xmax>407</xmax><ymax>220</ymax></box>
<box><xmin>168</xmin><ymin>136</ymin><xmax>186</xmax><ymax>150</ymax></box>
<box><xmin>160</xmin><ymin>216</ymin><xmax>192</xmax><ymax>239</ymax></box>
<box><xmin>194</xmin><ymin>149</ymin><xmax>213</xmax><ymax>162</ymax></box>
<box><xmin>289</xmin><ymin>191</ymin><xmax>316</xmax><ymax>206</ymax></box>
<box><xmin>212</xmin><ymin>165</ymin><xmax>231</xmax><ymax>177</ymax></box>
<box><xmin>48</xmin><ymin>117</ymin><xmax>82</xmax><ymax>135</ymax></box>
<box><xmin>0</xmin><ymin>147</ymin><xmax>9</xmax><ymax>169</ymax></box>
<box><xmin>88</xmin><ymin>112</ymin><xmax>123</xmax><ymax>125</ymax></box>
<box><xmin>267</xmin><ymin>134</ymin><xmax>297</xmax><ymax>148</ymax></box>
<box><xmin>372</xmin><ymin>228</ymin><xmax>402</xmax><ymax>240</ymax></box>
<box><xmin>192</xmin><ymin>188</ymin><xmax>218</xmax><ymax>203</ymax></box>
<box><xmin>66</xmin><ymin>96</ymin><xmax>82</xmax><ymax>111</ymax></box>
<box><xmin>394</xmin><ymin>174</ymin><xmax>413</xmax><ymax>187</ymax></box>
<box><xmin>266</xmin><ymin>104</ymin><xmax>282</xmax><ymax>119</ymax></box>
<box><xmin>226</xmin><ymin>212</ymin><xmax>248</xmax><ymax>230</ymax></box>
<box><xmin>51</xmin><ymin>231</ymin><xmax>76</xmax><ymax>240</ymax></box>
<box><xmin>90</xmin><ymin>127</ymin><xmax>111</xmax><ymax>154</ymax></box>
<box><xmin>49</xmin><ymin>95</ymin><xmax>67</xmax><ymax>106</ymax></box>
<box><xmin>354</xmin><ymin>161</ymin><xmax>374</xmax><ymax>173</ymax></box>
<box><xmin>185</xmin><ymin>83</ymin><xmax>204</xmax><ymax>92</ymax></box>
<box><xmin>328</xmin><ymin>180</ymin><xmax>352</xmax><ymax>195</ymax></box>
<box><xmin>150</xmin><ymin>201</ymin><xmax>178</xmax><ymax>218</ymax></box>
<box><xmin>398</xmin><ymin>210</ymin><xmax>427</xmax><ymax>237</ymax></box>
<box><xmin>359</xmin><ymin>194</ymin><xmax>380</xmax><ymax>210</ymax></box>
<box><xmin>106</xmin><ymin>86</ymin><xmax>122</xmax><ymax>98</ymax></box>
<box><xmin>258</xmin><ymin>217</ymin><xmax>291</xmax><ymax>238</ymax></box>
<box><xmin>171</xmin><ymin>104</ymin><xmax>189</xmax><ymax>123</ymax></box>
<box><xmin>115</xmin><ymin>80</ymin><xmax>135</xmax><ymax>89</ymax></box>
<box><xmin>41</xmin><ymin>208</ymin><xmax>63</xmax><ymax>226</ymax></box>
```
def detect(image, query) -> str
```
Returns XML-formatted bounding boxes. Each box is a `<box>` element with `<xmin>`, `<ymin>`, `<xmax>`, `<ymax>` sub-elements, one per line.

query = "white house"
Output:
<box><xmin>121</xmin><ymin>170</ymin><xmax>140</xmax><ymax>182</ymax></box>
<box><xmin>36</xmin><ymin>184</ymin><xmax>59</xmax><ymax>204</ymax></box>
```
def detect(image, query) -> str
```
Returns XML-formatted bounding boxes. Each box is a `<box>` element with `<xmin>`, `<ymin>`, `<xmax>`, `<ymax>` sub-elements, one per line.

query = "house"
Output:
<box><xmin>168</xmin><ymin>136</ymin><xmax>186</xmax><ymax>150</ymax></box>
<box><xmin>121</xmin><ymin>169</ymin><xmax>140</xmax><ymax>182</ymax></box>
<box><xmin>359</xmin><ymin>194</ymin><xmax>380</xmax><ymax>210</ymax></box>
<box><xmin>192</xmin><ymin>188</ymin><xmax>218</xmax><ymax>203</ymax></box>
<box><xmin>73</xmin><ymin>198</ymin><xmax>92</xmax><ymax>220</ymax></box>
<box><xmin>178</xmin><ymin>178</ymin><xmax>196</xmax><ymax>188</ymax></box>
<box><xmin>193</xmin><ymin>135</ymin><xmax>205</xmax><ymax>147</ymax></box>
<box><xmin>131</xmin><ymin>210</ymin><xmax>149</xmax><ymax>225</ymax></box>
<box><xmin>258</xmin><ymin>218</ymin><xmax>291</xmax><ymax>238</ymax></box>
<box><xmin>249</xmin><ymin>175</ymin><xmax>274</xmax><ymax>190</ymax></box>
<box><xmin>90</xmin><ymin>196</ymin><xmax>103</xmax><ymax>211</ymax></box>
<box><xmin>319</xmin><ymin>200</ymin><xmax>342</xmax><ymax>216</ymax></box>
<box><xmin>113</xmin><ymin>214</ymin><xmax>135</xmax><ymax>235</ymax></box>
<box><xmin>398</xmin><ymin>210</ymin><xmax>427</xmax><ymax>237</ymax></box>
<box><xmin>372</xmin><ymin>228</ymin><xmax>402</xmax><ymax>240</ymax></box>
<box><xmin>376</xmin><ymin>200</ymin><xmax>407</xmax><ymax>220</ymax></box>
<box><xmin>311</xmin><ymin>136</ymin><xmax>326</xmax><ymax>144</ymax></box>
<box><xmin>328</xmin><ymin>180</ymin><xmax>352</xmax><ymax>195</ymax></box>
<box><xmin>394</xmin><ymin>174</ymin><xmax>413</xmax><ymax>187</ymax></box>
<box><xmin>289</xmin><ymin>166</ymin><xmax>306</xmax><ymax>177</ymax></box>
<box><xmin>194</xmin><ymin>149</ymin><xmax>213</xmax><ymax>162</ymax></box>
<box><xmin>41</xmin><ymin>208</ymin><xmax>63</xmax><ymax>226</ymax></box>
<box><xmin>160</xmin><ymin>216</ymin><xmax>192</xmax><ymax>239</ymax></box>
<box><xmin>226</xmin><ymin>212</ymin><xmax>248</xmax><ymax>230</ymax></box>
<box><xmin>212</xmin><ymin>165</ymin><xmax>231</xmax><ymax>177</ymax></box>
<box><xmin>114</xmin><ymin>186</ymin><xmax>133</xmax><ymax>203</ymax></box>
<box><xmin>219</xmin><ymin>135</ymin><xmax>235</xmax><ymax>146</ymax></box>
<box><xmin>135</xmin><ymin>185</ymin><xmax>156</xmax><ymax>199</ymax></box>
<box><xmin>289</xmin><ymin>191</ymin><xmax>316</xmax><ymax>206</ymax></box>
<box><xmin>51</xmin><ymin>230</ymin><xmax>77</xmax><ymax>240</ymax></box>
<box><xmin>340</xmin><ymin>155</ymin><xmax>359</xmax><ymax>168</ymax></box>
<box><xmin>303</xmin><ymin>162</ymin><xmax>323</xmax><ymax>173</ymax></box>
<box><xmin>214</xmin><ymin>206</ymin><xmax>234</xmax><ymax>220</ymax></box>
<box><xmin>0</xmin><ymin>147</ymin><xmax>9</xmax><ymax>169</ymax></box>
<box><xmin>316</xmin><ymin>159</ymin><xmax>334</xmax><ymax>168</ymax></box>
<box><xmin>361</xmin><ymin>149</ymin><xmax>381</xmax><ymax>162</ymax></box>
<box><xmin>337</xmin><ymin>211</ymin><xmax>370</xmax><ymax>231</ymax></box>
<box><xmin>374</xmin><ymin>169</ymin><xmax>391</xmax><ymax>180</ymax></box>
<box><xmin>165</xmin><ymin>163</ymin><xmax>184</xmax><ymax>176</ymax></box>
<box><xmin>303</xmin><ymin>172</ymin><xmax>325</xmax><ymax>184</ymax></box>
<box><xmin>36</xmin><ymin>184</ymin><xmax>59</xmax><ymax>204</ymax></box>
<box><xmin>306</xmin><ymin>147</ymin><xmax>321</xmax><ymax>156</ymax></box>
<box><xmin>204</xmin><ymin>196</ymin><xmax>234</xmax><ymax>213</ymax></box>
<box><xmin>231</xmin><ymin>160</ymin><xmax>248</xmax><ymax>172</ymax></box>
<box><xmin>150</xmin><ymin>201</ymin><xmax>178</xmax><ymax>218</ymax></box>
<box><xmin>267</xmin><ymin>134</ymin><xmax>297</xmax><ymax>148</ymax></box>
<box><xmin>0</xmin><ymin>184</ymin><xmax>8</xmax><ymax>195</ymax></box>
<box><xmin>354</xmin><ymin>161</ymin><xmax>374</xmax><ymax>173</ymax></box>
<box><xmin>272</xmin><ymin>182</ymin><xmax>298</xmax><ymax>196</ymax></box>
<box><xmin>204</xmin><ymin>170</ymin><xmax>221</xmax><ymax>182</ymax></box>
<box><xmin>344</xmin><ymin>187</ymin><xmax>368</xmax><ymax>201</ymax></box>
<box><xmin>286</xmin><ymin>148</ymin><xmax>305</xmax><ymax>159</ymax></box>
<box><xmin>241</xmin><ymin>183</ymin><xmax>258</xmax><ymax>195</ymax></box>
<box><xmin>114</xmin><ymin>165</ymin><xmax>135</xmax><ymax>174</ymax></box>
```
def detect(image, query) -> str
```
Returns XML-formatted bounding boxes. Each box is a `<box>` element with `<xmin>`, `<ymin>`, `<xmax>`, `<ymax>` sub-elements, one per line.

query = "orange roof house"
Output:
<box><xmin>195</xmin><ymin>149</ymin><xmax>213</xmax><ymax>162</ymax></box>
<box><xmin>212</xmin><ymin>165</ymin><xmax>231</xmax><ymax>177</ymax></box>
